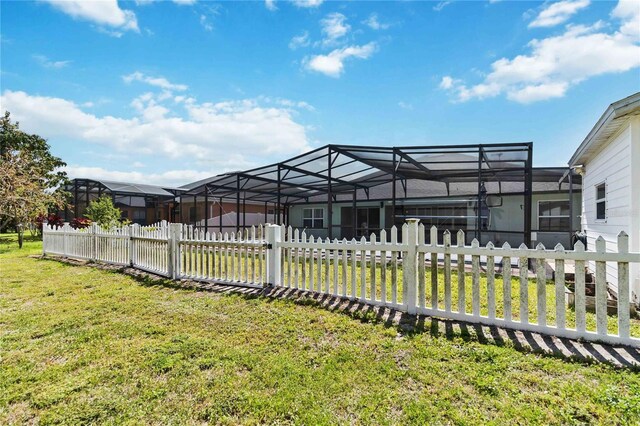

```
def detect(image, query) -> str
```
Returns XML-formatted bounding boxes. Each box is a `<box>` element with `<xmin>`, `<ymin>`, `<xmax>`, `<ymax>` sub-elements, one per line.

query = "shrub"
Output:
<box><xmin>85</xmin><ymin>196</ymin><xmax>122</xmax><ymax>229</ymax></box>
<box><xmin>70</xmin><ymin>217</ymin><xmax>92</xmax><ymax>229</ymax></box>
<box><xmin>35</xmin><ymin>213</ymin><xmax>64</xmax><ymax>232</ymax></box>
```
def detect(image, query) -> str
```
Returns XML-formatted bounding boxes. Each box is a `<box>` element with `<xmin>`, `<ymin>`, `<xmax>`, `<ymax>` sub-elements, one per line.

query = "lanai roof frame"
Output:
<box><xmin>181</xmin><ymin>142</ymin><xmax>536</xmax><ymax>245</ymax></box>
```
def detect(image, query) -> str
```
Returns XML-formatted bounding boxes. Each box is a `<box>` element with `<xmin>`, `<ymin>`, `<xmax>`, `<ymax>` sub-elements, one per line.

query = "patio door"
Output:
<box><xmin>340</xmin><ymin>207</ymin><xmax>381</xmax><ymax>239</ymax></box>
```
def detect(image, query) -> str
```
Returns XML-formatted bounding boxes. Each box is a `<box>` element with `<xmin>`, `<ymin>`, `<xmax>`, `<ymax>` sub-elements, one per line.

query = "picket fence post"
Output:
<box><xmin>91</xmin><ymin>223</ymin><xmax>98</xmax><ymax>262</ymax></box>
<box><xmin>168</xmin><ymin>223</ymin><xmax>182</xmax><ymax>280</ymax></box>
<box><xmin>42</xmin><ymin>220</ymin><xmax>48</xmax><ymax>255</ymax></box>
<box><xmin>404</xmin><ymin>218</ymin><xmax>419</xmax><ymax>314</ymax></box>
<box><xmin>128</xmin><ymin>225</ymin><xmax>135</xmax><ymax>267</ymax></box>
<box><xmin>62</xmin><ymin>222</ymin><xmax>69</xmax><ymax>257</ymax></box>
<box><xmin>265</xmin><ymin>224</ymin><xmax>282</xmax><ymax>287</ymax></box>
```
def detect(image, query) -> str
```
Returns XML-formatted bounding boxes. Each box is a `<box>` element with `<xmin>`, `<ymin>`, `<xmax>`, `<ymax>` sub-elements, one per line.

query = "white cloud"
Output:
<box><xmin>304</xmin><ymin>42</ymin><xmax>377</xmax><ymax>77</ymax></box>
<box><xmin>32</xmin><ymin>54</ymin><xmax>71</xmax><ymax>69</ymax></box>
<box><xmin>363</xmin><ymin>13</ymin><xmax>390</xmax><ymax>30</ymax></box>
<box><xmin>135</xmin><ymin>0</ymin><xmax>197</xmax><ymax>5</ymax></box>
<box><xmin>65</xmin><ymin>165</ymin><xmax>212</xmax><ymax>187</ymax></box>
<box><xmin>265</xmin><ymin>0</ymin><xmax>277</xmax><ymax>11</ymax></box>
<box><xmin>262</xmin><ymin>96</ymin><xmax>315</xmax><ymax>111</ymax></box>
<box><xmin>529</xmin><ymin>0</ymin><xmax>590</xmax><ymax>28</ymax></box>
<box><xmin>613</xmin><ymin>0</ymin><xmax>640</xmax><ymax>40</ymax></box>
<box><xmin>289</xmin><ymin>31</ymin><xmax>310</xmax><ymax>50</ymax></box>
<box><xmin>43</xmin><ymin>0</ymin><xmax>139</xmax><ymax>33</ymax></box>
<box><xmin>506</xmin><ymin>82</ymin><xmax>569</xmax><ymax>103</ymax></box>
<box><xmin>200</xmin><ymin>14</ymin><xmax>213</xmax><ymax>32</ymax></box>
<box><xmin>439</xmin><ymin>76</ymin><xmax>458</xmax><ymax>89</ymax></box>
<box><xmin>1</xmin><ymin>90</ymin><xmax>312</xmax><ymax>171</ymax></box>
<box><xmin>130</xmin><ymin>92</ymin><xmax>170</xmax><ymax>122</ymax></box>
<box><xmin>320</xmin><ymin>13</ymin><xmax>350</xmax><ymax>46</ymax></box>
<box><xmin>441</xmin><ymin>1</ymin><xmax>640</xmax><ymax>103</ymax></box>
<box><xmin>122</xmin><ymin>72</ymin><xmax>188</xmax><ymax>91</ymax></box>
<box><xmin>433</xmin><ymin>1</ymin><xmax>452</xmax><ymax>12</ymax></box>
<box><xmin>291</xmin><ymin>0</ymin><xmax>323</xmax><ymax>8</ymax></box>
<box><xmin>398</xmin><ymin>101</ymin><xmax>413</xmax><ymax>110</ymax></box>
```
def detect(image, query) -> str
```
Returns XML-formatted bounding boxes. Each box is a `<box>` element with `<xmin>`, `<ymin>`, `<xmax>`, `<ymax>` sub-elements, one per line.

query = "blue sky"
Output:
<box><xmin>1</xmin><ymin>0</ymin><xmax>639</xmax><ymax>186</ymax></box>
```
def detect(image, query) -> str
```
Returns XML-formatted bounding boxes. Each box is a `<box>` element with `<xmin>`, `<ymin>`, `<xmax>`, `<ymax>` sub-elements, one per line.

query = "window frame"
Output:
<box><xmin>133</xmin><ymin>209</ymin><xmax>146</xmax><ymax>221</ymax></box>
<box><xmin>595</xmin><ymin>181</ymin><xmax>606</xmax><ymax>222</ymax></box>
<box><xmin>537</xmin><ymin>199</ymin><xmax>570</xmax><ymax>232</ymax></box>
<box><xmin>302</xmin><ymin>207</ymin><xmax>324</xmax><ymax>229</ymax></box>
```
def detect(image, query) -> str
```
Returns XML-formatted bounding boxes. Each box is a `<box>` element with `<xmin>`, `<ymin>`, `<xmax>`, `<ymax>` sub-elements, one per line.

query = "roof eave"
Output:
<box><xmin>569</xmin><ymin>92</ymin><xmax>640</xmax><ymax>166</ymax></box>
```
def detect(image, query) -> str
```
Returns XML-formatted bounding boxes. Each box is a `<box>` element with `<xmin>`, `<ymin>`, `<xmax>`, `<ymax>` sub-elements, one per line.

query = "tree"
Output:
<box><xmin>85</xmin><ymin>196</ymin><xmax>122</xmax><ymax>229</ymax></box>
<box><xmin>0</xmin><ymin>112</ymin><xmax>68</xmax><ymax>248</ymax></box>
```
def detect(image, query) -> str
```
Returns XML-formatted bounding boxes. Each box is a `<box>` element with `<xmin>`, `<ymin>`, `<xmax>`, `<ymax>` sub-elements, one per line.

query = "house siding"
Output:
<box><xmin>288</xmin><ymin>192</ymin><xmax>581</xmax><ymax>248</ymax></box>
<box><xmin>582</xmin><ymin>117</ymin><xmax>640</xmax><ymax>301</ymax></box>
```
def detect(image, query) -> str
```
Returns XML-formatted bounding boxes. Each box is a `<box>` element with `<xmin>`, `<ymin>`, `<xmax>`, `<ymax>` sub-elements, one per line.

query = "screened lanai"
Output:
<box><xmin>178</xmin><ymin>143</ymin><xmax>581</xmax><ymax>247</ymax></box>
<box><xmin>61</xmin><ymin>178</ymin><xmax>183</xmax><ymax>225</ymax></box>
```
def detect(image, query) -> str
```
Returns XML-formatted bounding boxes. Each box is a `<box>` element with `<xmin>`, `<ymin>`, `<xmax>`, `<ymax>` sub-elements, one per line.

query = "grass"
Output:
<box><xmin>1</xmin><ymin>233</ymin><xmax>640</xmax><ymax>425</ymax></box>
<box><xmin>190</xmin><ymin>246</ymin><xmax>640</xmax><ymax>338</ymax></box>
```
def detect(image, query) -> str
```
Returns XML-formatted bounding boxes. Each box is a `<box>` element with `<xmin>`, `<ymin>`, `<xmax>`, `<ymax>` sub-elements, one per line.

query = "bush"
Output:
<box><xmin>85</xmin><ymin>196</ymin><xmax>122</xmax><ymax>229</ymax></box>
<box><xmin>70</xmin><ymin>217</ymin><xmax>92</xmax><ymax>229</ymax></box>
<box><xmin>35</xmin><ymin>213</ymin><xmax>64</xmax><ymax>232</ymax></box>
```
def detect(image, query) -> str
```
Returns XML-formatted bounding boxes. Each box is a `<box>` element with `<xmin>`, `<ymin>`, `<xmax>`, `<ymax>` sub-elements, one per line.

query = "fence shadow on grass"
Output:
<box><xmin>42</xmin><ymin>256</ymin><xmax>640</xmax><ymax>370</ymax></box>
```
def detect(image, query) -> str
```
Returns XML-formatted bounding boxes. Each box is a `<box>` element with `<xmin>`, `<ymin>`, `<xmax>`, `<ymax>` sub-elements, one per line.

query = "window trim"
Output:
<box><xmin>595</xmin><ymin>181</ymin><xmax>607</xmax><ymax>222</ymax></box>
<box><xmin>302</xmin><ymin>207</ymin><xmax>325</xmax><ymax>229</ymax></box>
<box><xmin>537</xmin><ymin>199</ymin><xmax>570</xmax><ymax>232</ymax></box>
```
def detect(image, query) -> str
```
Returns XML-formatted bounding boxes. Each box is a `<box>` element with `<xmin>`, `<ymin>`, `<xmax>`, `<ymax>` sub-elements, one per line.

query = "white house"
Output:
<box><xmin>569</xmin><ymin>92</ymin><xmax>640</xmax><ymax>305</ymax></box>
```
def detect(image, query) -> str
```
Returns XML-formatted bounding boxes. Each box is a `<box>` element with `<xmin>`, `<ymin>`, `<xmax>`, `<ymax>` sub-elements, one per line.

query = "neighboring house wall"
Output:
<box><xmin>581</xmin><ymin>117</ymin><xmax>640</xmax><ymax>301</ymax></box>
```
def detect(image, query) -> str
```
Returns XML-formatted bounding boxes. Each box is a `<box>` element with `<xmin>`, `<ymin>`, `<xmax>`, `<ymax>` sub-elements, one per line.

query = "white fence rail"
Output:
<box><xmin>43</xmin><ymin>219</ymin><xmax>640</xmax><ymax>348</ymax></box>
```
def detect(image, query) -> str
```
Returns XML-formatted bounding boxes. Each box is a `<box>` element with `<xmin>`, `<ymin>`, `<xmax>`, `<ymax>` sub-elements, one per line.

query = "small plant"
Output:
<box><xmin>70</xmin><ymin>217</ymin><xmax>92</xmax><ymax>229</ymax></box>
<box><xmin>34</xmin><ymin>213</ymin><xmax>64</xmax><ymax>233</ymax></box>
<box><xmin>85</xmin><ymin>196</ymin><xmax>122</xmax><ymax>229</ymax></box>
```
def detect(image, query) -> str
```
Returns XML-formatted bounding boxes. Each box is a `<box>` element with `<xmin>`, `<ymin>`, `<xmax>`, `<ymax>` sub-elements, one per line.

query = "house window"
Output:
<box><xmin>538</xmin><ymin>200</ymin><xmax>570</xmax><ymax>232</ymax></box>
<box><xmin>132</xmin><ymin>209</ymin><xmax>146</xmax><ymax>225</ymax></box>
<box><xmin>596</xmin><ymin>182</ymin><xmax>606</xmax><ymax>220</ymax></box>
<box><xmin>303</xmin><ymin>208</ymin><xmax>324</xmax><ymax>229</ymax></box>
<box><xmin>189</xmin><ymin>206</ymin><xmax>197</xmax><ymax>222</ymax></box>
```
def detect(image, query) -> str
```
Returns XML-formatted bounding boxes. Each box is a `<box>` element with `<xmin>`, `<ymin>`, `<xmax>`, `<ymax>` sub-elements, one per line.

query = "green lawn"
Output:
<box><xmin>2</xmin><ymin>234</ymin><xmax>640</xmax><ymax>425</ymax></box>
<box><xmin>201</xmin><ymin>247</ymin><xmax>640</xmax><ymax>337</ymax></box>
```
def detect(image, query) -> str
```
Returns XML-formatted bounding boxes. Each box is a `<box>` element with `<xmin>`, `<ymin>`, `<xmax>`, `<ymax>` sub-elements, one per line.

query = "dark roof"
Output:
<box><xmin>67</xmin><ymin>178</ymin><xmax>181</xmax><ymax>198</ymax></box>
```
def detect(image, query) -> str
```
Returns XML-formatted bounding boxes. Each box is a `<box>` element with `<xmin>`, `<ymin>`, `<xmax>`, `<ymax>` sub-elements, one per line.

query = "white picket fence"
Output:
<box><xmin>42</xmin><ymin>219</ymin><xmax>640</xmax><ymax>348</ymax></box>
<box><xmin>43</xmin><ymin>221</ymin><xmax>268</xmax><ymax>284</ymax></box>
